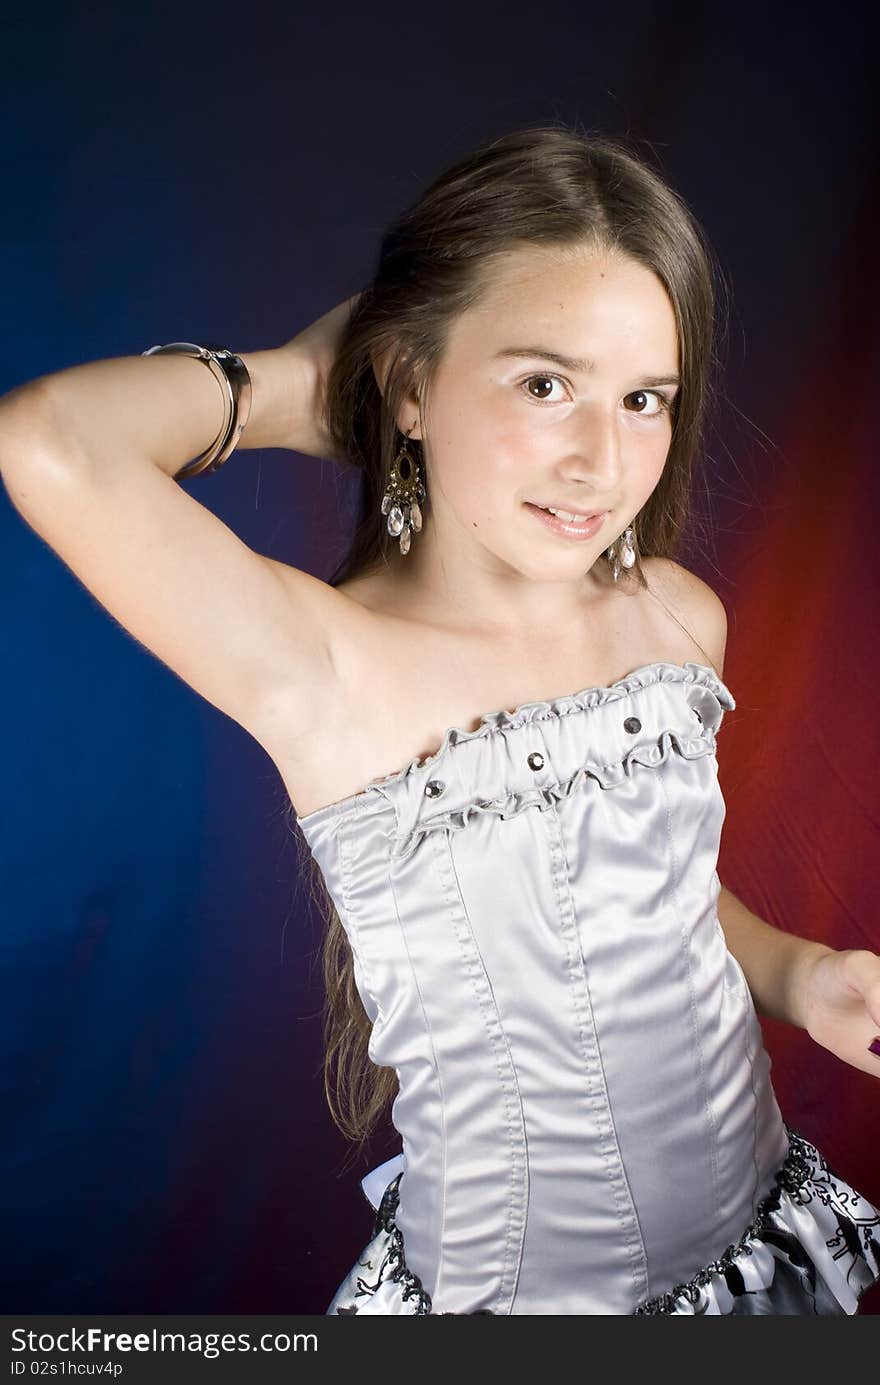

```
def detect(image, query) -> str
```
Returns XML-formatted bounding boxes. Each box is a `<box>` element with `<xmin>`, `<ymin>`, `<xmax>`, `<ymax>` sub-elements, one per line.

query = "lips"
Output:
<box><xmin>525</xmin><ymin>503</ymin><xmax>609</xmax><ymax>541</ymax></box>
<box><xmin>531</xmin><ymin>503</ymin><xmax>604</xmax><ymax>521</ymax></box>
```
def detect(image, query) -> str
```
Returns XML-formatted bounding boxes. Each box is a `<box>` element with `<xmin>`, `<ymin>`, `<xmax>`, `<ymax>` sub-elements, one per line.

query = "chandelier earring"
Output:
<box><xmin>605</xmin><ymin>521</ymin><xmax>638</xmax><ymax>583</ymax></box>
<box><xmin>381</xmin><ymin>425</ymin><xmax>426</xmax><ymax>557</ymax></box>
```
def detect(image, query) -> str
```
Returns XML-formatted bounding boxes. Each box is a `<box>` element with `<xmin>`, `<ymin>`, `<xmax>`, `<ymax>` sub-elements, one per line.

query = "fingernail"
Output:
<box><xmin>869</xmin><ymin>1036</ymin><xmax>880</xmax><ymax>1058</ymax></box>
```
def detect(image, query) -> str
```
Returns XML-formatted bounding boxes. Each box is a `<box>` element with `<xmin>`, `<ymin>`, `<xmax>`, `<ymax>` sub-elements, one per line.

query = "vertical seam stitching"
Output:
<box><xmin>386</xmin><ymin>846</ymin><xmax>448</xmax><ymax>1301</ymax></box>
<box><xmin>545</xmin><ymin>797</ymin><xmax>650</xmax><ymax>1299</ymax></box>
<box><xmin>434</xmin><ymin>826</ymin><xmax>529</xmax><ymax>1314</ymax></box>
<box><xmin>657</xmin><ymin>767</ymin><xmax>723</xmax><ymax>1215</ymax></box>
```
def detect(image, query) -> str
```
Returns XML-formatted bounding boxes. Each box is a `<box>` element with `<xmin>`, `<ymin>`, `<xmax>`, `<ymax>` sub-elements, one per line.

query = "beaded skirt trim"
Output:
<box><xmin>326</xmin><ymin>1124</ymin><xmax>880</xmax><ymax>1315</ymax></box>
<box><xmin>635</xmin><ymin>1124</ymin><xmax>879</xmax><ymax>1314</ymax></box>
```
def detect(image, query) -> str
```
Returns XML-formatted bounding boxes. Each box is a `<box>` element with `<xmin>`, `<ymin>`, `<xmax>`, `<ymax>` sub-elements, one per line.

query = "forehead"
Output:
<box><xmin>449</xmin><ymin>243</ymin><xmax>678</xmax><ymax>358</ymax></box>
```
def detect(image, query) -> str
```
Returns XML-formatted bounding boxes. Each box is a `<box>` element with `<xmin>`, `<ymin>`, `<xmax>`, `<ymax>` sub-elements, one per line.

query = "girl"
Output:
<box><xmin>2</xmin><ymin>125</ymin><xmax>879</xmax><ymax>1316</ymax></box>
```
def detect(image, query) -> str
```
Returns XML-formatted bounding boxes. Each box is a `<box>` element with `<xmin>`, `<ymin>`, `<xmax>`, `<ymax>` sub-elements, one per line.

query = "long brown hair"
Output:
<box><xmin>291</xmin><ymin>121</ymin><xmax>726</xmax><ymax>1153</ymax></box>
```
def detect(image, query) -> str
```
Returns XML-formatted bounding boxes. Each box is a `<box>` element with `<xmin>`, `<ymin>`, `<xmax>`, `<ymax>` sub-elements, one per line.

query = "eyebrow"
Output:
<box><xmin>493</xmin><ymin>346</ymin><xmax>681</xmax><ymax>389</ymax></box>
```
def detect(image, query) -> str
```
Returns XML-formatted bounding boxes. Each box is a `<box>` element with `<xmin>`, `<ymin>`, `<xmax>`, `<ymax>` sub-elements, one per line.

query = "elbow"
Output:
<box><xmin>0</xmin><ymin>385</ymin><xmax>84</xmax><ymax>517</ymax></box>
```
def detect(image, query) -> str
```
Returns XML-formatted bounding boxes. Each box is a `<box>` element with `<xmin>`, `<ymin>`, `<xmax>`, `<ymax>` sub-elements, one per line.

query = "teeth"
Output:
<box><xmin>542</xmin><ymin>506</ymin><xmax>591</xmax><ymax>523</ymax></box>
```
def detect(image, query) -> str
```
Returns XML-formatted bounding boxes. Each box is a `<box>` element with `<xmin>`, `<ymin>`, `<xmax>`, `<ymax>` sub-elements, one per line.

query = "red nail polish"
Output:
<box><xmin>869</xmin><ymin>1037</ymin><xmax>880</xmax><ymax>1058</ymax></box>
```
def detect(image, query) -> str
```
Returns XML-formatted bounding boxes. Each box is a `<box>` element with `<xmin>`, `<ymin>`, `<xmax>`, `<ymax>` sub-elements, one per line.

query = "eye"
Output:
<box><xmin>521</xmin><ymin>373</ymin><xmax>569</xmax><ymax>403</ymax></box>
<box><xmin>520</xmin><ymin>375</ymin><xmax>677</xmax><ymax>416</ymax></box>
<box><xmin>624</xmin><ymin>389</ymin><xmax>674</xmax><ymax>418</ymax></box>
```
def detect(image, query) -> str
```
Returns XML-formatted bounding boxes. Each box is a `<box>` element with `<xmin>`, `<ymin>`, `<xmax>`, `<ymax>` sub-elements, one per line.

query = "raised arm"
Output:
<box><xmin>0</xmin><ymin>316</ymin><xmax>358</xmax><ymax>755</ymax></box>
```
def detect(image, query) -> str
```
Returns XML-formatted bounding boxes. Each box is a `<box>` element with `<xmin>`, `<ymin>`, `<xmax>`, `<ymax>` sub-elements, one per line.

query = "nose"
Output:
<box><xmin>557</xmin><ymin>404</ymin><xmax>623</xmax><ymax>492</ymax></box>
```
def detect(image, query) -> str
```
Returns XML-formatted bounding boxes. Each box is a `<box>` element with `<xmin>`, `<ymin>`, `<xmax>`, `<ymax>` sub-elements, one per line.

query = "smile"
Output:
<box><xmin>524</xmin><ymin>502</ymin><xmax>609</xmax><ymax>541</ymax></box>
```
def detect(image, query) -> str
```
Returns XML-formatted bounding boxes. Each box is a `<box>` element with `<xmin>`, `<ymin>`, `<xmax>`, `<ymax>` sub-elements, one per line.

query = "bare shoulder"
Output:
<box><xmin>640</xmin><ymin>556</ymin><xmax>728</xmax><ymax>677</ymax></box>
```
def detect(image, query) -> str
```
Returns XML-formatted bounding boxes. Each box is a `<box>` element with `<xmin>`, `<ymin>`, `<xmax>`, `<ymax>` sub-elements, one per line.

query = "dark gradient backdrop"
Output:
<box><xmin>2</xmin><ymin>2</ymin><xmax>878</xmax><ymax>1315</ymax></box>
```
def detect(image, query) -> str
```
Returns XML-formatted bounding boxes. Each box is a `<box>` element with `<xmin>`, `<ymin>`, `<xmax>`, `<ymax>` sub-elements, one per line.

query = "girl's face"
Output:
<box><xmin>407</xmin><ymin>243</ymin><xmax>680</xmax><ymax>602</ymax></box>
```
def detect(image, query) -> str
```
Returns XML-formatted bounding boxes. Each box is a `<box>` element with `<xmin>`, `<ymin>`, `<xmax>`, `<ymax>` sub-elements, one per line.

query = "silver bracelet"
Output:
<box><xmin>141</xmin><ymin>341</ymin><xmax>253</xmax><ymax>479</ymax></box>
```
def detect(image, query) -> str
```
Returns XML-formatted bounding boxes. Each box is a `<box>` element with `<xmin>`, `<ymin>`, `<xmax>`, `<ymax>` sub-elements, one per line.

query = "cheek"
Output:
<box><xmin>429</xmin><ymin>398</ymin><xmax>536</xmax><ymax>508</ymax></box>
<box><xmin>474</xmin><ymin>393</ymin><xmax>557</xmax><ymax>489</ymax></box>
<box><xmin>649</xmin><ymin>425</ymin><xmax>674</xmax><ymax>472</ymax></box>
<box><xmin>630</xmin><ymin>435</ymin><xmax>672</xmax><ymax>502</ymax></box>
<box><xmin>464</xmin><ymin>428</ymin><xmax>536</xmax><ymax>514</ymax></box>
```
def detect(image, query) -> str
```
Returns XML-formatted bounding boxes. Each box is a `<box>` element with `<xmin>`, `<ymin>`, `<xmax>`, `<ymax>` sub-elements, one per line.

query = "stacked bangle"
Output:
<box><xmin>141</xmin><ymin>341</ymin><xmax>252</xmax><ymax>479</ymax></box>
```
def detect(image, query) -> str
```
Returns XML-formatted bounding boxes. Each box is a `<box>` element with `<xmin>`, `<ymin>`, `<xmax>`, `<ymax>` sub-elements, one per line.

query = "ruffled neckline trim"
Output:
<box><xmin>297</xmin><ymin>659</ymin><xmax>733</xmax><ymax>827</ymax></box>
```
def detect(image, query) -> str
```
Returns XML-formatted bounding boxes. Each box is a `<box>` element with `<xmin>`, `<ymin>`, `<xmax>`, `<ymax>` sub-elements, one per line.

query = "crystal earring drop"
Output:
<box><xmin>605</xmin><ymin>525</ymin><xmax>637</xmax><ymax>583</ymax></box>
<box><xmin>381</xmin><ymin>428</ymin><xmax>426</xmax><ymax>557</ymax></box>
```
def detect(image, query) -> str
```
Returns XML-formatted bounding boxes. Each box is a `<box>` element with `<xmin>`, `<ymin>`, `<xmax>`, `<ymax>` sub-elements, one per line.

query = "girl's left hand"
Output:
<box><xmin>800</xmin><ymin>948</ymin><xmax>880</xmax><ymax>1078</ymax></box>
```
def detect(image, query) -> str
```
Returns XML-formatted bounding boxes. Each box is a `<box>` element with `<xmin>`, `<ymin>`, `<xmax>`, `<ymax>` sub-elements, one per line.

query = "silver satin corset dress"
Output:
<box><xmin>295</xmin><ymin>661</ymin><xmax>880</xmax><ymax>1315</ymax></box>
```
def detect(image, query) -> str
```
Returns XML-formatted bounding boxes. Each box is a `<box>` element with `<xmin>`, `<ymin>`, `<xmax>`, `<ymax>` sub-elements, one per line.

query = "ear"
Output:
<box><xmin>370</xmin><ymin>343</ymin><xmax>424</xmax><ymax>441</ymax></box>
